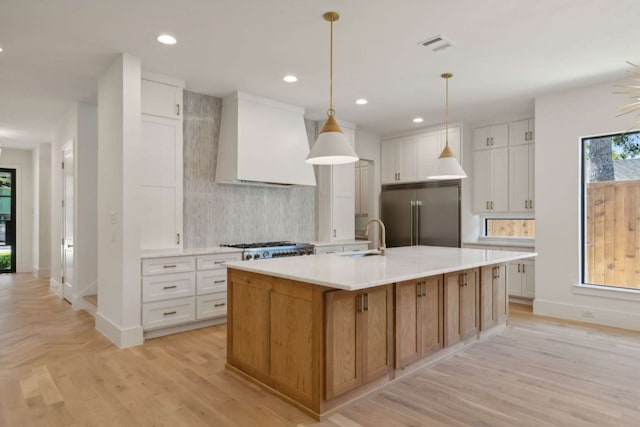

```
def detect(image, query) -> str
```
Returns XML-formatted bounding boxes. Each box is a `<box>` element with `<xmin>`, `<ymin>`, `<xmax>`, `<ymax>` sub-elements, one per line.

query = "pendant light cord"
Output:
<box><xmin>328</xmin><ymin>18</ymin><xmax>334</xmax><ymax>117</ymax></box>
<box><xmin>445</xmin><ymin>75</ymin><xmax>449</xmax><ymax>147</ymax></box>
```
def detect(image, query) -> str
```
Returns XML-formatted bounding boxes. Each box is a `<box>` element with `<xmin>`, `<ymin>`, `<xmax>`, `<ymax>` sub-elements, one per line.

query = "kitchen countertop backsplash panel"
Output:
<box><xmin>183</xmin><ymin>91</ymin><xmax>317</xmax><ymax>248</ymax></box>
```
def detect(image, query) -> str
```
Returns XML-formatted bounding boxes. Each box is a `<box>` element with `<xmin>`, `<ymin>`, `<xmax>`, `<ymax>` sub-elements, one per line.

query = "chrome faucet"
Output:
<box><xmin>365</xmin><ymin>218</ymin><xmax>386</xmax><ymax>256</ymax></box>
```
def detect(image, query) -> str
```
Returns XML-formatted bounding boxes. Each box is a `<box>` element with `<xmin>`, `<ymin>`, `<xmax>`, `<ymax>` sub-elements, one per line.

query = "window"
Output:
<box><xmin>484</xmin><ymin>218</ymin><xmax>535</xmax><ymax>239</ymax></box>
<box><xmin>582</xmin><ymin>131</ymin><xmax>640</xmax><ymax>289</ymax></box>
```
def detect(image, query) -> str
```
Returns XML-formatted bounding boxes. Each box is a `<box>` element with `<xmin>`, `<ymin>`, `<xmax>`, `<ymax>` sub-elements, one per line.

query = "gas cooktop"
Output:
<box><xmin>221</xmin><ymin>241</ymin><xmax>315</xmax><ymax>260</ymax></box>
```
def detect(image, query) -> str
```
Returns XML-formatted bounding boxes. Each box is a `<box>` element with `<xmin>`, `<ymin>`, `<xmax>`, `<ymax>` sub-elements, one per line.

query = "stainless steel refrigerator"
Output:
<box><xmin>381</xmin><ymin>180</ymin><xmax>461</xmax><ymax>248</ymax></box>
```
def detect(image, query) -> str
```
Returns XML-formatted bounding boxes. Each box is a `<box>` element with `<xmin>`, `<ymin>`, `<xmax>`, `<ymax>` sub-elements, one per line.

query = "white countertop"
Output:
<box><xmin>225</xmin><ymin>245</ymin><xmax>537</xmax><ymax>291</ymax></box>
<box><xmin>141</xmin><ymin>246</ymin><xmax>243</xmax><ymax>259</ymax></box>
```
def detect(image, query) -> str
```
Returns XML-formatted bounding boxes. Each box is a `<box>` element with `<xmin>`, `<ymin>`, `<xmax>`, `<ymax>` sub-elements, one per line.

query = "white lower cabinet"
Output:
<box><xmin>315</xmin><ymin>242</ymin><xmax>369</xmax><ymax>254</ymax></box>
<box><xmin>141</xmin><ymin>251</ymin><xmax>242</xmax><ymax>335</ymax></box>
<box><xmin>142</xmin><ymin>297</ymin><xmax>196</xmax><ymax>330</ymax></box>
<box><xmin>197</xmin><ymin>293</ymin><xmax>228</xmax><ymax>320</ymax></box>
<box><xmin>507</xmin><ymin>259</ymin><xmax>535</xmax><ymax>298</ymax></box>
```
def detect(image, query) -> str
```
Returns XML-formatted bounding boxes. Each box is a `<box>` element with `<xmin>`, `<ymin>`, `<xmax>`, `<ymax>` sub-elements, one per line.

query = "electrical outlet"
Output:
<box><xmin>582</xmin><ymin>309</ymin><xmax>594</xmax><ymax>318</ymax></box>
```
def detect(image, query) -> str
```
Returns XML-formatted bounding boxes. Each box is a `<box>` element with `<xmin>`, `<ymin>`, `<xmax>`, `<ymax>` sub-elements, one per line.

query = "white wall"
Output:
<box><xmin>355</xmin><ymin>129</ymin><xmax>381</xmax><ymax>247</ymax></box>
<box><xmin>96</xmin><ymin>53</ymin><xmax>143</xmax><ymax>348</ymax></box>
<box><xmin>0</xmin><ymin>148</ymin><xmax>33</xmax><ymax>273</ymax></box>
<box><xmin>31</xmin><ymin>143</ymin><xmax>51</xmax><ymax>278</ymax></box>
<box><xmin>535</xmin><ymin>78</ymin><xmax>640</xmax><ymax>331</ymax></box>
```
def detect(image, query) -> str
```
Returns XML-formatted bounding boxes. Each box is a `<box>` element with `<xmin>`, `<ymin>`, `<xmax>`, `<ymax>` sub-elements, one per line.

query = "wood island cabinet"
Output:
<box><xmin>394</xmin><ymin>276</ymin><xmax>443</xmax><ymax>369</ymax></box>
<box><xmin>227</xmin><ymin>261</ymin><xmax>512</xmax><ymax>420</ymax></box>
<box><xmin>480</xmin><ymin>264</ymin><xmax>507</xmax><ymax>332</ymax></box>
<box><xmin>444</xmin><ymin>268</ymin><xmax>479</xmax><ymax>346</ymax></box>
<box><xmin>325</xmin><ymin>285</ymin><xmax>392</xmax><ymax>399</ymax></box>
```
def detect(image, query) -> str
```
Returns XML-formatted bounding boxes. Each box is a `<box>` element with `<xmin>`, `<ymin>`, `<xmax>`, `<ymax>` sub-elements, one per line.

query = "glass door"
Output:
<box><xmin>0</xmin><ymin>169</ymin><xmax>16</xmax><ymax>273</ymax></box>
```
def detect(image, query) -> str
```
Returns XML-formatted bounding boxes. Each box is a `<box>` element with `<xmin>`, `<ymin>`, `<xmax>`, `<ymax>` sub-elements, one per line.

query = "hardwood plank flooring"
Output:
<box><xmin>2</xmin><ymin>273</ymin><xmax>640</xmax><ymax>426</ymax></box>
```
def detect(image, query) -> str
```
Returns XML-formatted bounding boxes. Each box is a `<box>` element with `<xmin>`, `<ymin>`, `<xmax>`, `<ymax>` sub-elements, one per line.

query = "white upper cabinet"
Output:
<box><xmin>509</xmin><ymin>144</ymin><xmax>535</xmax><ymax>212</ymax></box>
<box><xmin>141</xmin><ymin>78</ymin><xmax>183</xmax><ymax>120</ymax></box>
<box><xmin>473</xmin><ymin>148</ymin><xmax>508</xmax><ymax>213</ymax></box>
<box><xmin>473</xmin><ymin>118</ymin><xmax>535</xmax><ymax>214</ymax></box>
<box><xmin>508</xmin><ymin>119</ymin><xmax>535</xmax><ymax>146</ymax></box>
<box><xmin>382</xmin><ymin>125</ymin><xmax>462</xmax><ymax>185</ymax></box>
<box><xmin>140</xmin><ymin>75</ymin><xmax>184</xmax><ymax>250</ymax></box>
<box><xmin>473</xmin><ymin>124</ymin><xmax>508</xmax><ymax>150</ymax></box>
<box><xmin>355</xmin><ymin>161</ymin><xmax>369</xmax><ymax>216</ymax></box>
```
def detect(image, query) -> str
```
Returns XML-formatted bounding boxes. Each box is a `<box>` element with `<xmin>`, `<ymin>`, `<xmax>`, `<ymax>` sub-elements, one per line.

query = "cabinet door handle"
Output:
<box><xmin>422</xmin><ymin>282</ymin><xmax>427</xmax><ymax>296</ymax></box>
<box><xmin>522</xmin><ymin>264</ymin><xmax>526</xmax><ymax>273</ymax></box>
<box><xmin>163</xmin><ymin>311</ymin><xmax>177</xmax><ymax>316</ymax></box>
<box><xmin>163</xmin><ymin>285</ymin><xmax>177</xmax><ymax>290</ymax></box>
<box><xmin>497</xmin><ymin>267</ymin><xmax>500</xmax><ymax>278</ymax></box>
<box><xmin>363</xmin><ymin>293</ymin><xmax>369</xmax><ymax>312</ymax></box>
<box><xmin>214</xmin><ymin>303</ymin><xmax>226</xmax><ymax>308</ymax></box>
<box><xmin>214</xmin><ymin>279</ymin><xmax>226</xmax><ymax>284</ymax></box>
<box><xmin>486</xmin><ymin>137</ymin><xmax>489</xmax><ymax>147</ymax></box>
<box><xmin>356</xmin><ymin>294</ymin><xmax>362</xmax><ymax>313</ymax></box>
<box><xmin>417</xmin><ymin>283</ymin><xmax>422</xmax><ymax>297</ymax></box>
<box><xmin>163</xmin><ymin>265</ymin><xmax>177</xmax><ymax>269</ymax></box>
<box><xmin>176</xmin><ymin>233</ymin><xmax>180</xmax><ymax>245</ymax></box>
<box><xmin>518</xmin><ymin>263</ymin><xmax>521</xmax><ymax>273</ymax></box>
<box><xmin>176</xmin><ymin>104</ymin><xmax>180</xmax><ymax>116</ymax></box>
<box><xmin>490</xmin><ymin>201</ymin><xmax>494</xmax><ymax>210</ymax></box>
<box><xmin>214</xmin><ymin>260</ymin><xmax>226</xmax><ymax>265</ymax></box>
<box><xmin>486</xmin><ymin>201</ymin><xmax>489</xmax><ymax>210</ymax></box>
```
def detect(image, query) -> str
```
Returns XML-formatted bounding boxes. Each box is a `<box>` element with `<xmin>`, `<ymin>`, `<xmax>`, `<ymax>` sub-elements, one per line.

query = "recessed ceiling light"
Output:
<box><xmin>0</xmin><ymin>46</ymin><xmax>3</xmax><ymax>53</ymax></box>
<box><xmin>283</xmin><ymin>75</ymin><xmax>298</xmax><ymax>83</ymax></box>
<box><xmin>157</xmin><ymin>34</ymin><xmax>177</xmax><ymax>45</ymax></box>
<box><xmin>355</xmin><ymin>99</ymin><xmax>368</xmax><ymax>105</ymax></box>
<box><xmin>413</xmin><ymin>117</ymin><xmax>424</xmax><ymax>123</ymax></box>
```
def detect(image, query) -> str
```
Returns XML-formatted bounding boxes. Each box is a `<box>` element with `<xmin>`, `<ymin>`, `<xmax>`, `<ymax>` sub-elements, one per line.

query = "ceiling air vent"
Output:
<box><xmin>418</xmin><ymin>34</ymin><xmax>453</xmax><ymax>52</ymax></box>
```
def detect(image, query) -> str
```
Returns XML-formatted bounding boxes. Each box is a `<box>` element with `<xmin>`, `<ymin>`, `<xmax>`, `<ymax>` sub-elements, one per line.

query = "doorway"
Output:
<box><xmin>62</xmin><ymin>143</ymin><xmax>74</xmax><ymax>302</ymax></box>
<box><xmin>0</xmin><ymin>168</ymin><xmax>16</xmax><ymax>273</ymax></box>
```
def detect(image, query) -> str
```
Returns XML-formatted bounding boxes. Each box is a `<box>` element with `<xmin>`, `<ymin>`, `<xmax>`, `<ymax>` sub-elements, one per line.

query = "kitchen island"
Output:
<box><xmin>225</xmin><ymin>246</ymin><xmax>536</xmax><ymax>420</ymax></box>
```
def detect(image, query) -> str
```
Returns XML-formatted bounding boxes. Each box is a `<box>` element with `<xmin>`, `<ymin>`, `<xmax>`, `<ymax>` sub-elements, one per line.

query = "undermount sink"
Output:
<box><xmin>339</xmin><ymin>251</ymin><xmax>381</xmax><ymax>258</ymax></box>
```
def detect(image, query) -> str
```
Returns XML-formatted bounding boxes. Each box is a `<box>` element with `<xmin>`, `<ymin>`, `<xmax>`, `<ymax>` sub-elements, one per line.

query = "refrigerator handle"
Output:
<box><xmin>416</xmin><ymin>201</ymin><xmax>422</xmax><ymax>246</ymax></box>
<box><xmin>410</xmin><ymin>200</ymin><xmax>415</xmax><ymax>246</ymax></box>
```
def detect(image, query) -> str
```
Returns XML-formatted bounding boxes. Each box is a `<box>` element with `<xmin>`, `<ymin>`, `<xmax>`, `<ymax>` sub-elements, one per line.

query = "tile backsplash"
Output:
<box><xmin>183</xmin><ymin>91</ymin><xmax>317</xmax><ymax>247</ymax></box>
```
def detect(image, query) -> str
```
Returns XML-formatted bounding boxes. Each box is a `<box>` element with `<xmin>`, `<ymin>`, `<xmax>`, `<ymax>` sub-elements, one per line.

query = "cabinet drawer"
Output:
<box><xmin>197</xmin><ymin>270</ymin><xmax>227</xmax><ymax>295</ymax></box>
<box><xmin>197</xmin><ymin>293</ymin><xmax>228</xmax><ymax>320</ymax></box>
<box><xmin>315</xmin><ymin>245</ymin><xmax>343</xmax><ymax>254</ymax></box>
<box><xmin>142</xmin><ymin>256</ymin><xmax>195</xmax><ymax>276</ymax></box>
<box><xmin>343</xmin><ymin>243</ymin><xmax>369</xmax><ymax>252</ymax></box>
<box><xmin>142</xmin><ymin>272</ymin><xmax>195</xmax><ymax>302</ymax></box>
<box><xmin>143</xmin><ymin>297</ymin><xmax>195</xmax><ymax>330</ymax></box>
<box><xmin>197</xmin><ymin>253</ymin><xmax>242</xmax><ymax>270</ymax></box>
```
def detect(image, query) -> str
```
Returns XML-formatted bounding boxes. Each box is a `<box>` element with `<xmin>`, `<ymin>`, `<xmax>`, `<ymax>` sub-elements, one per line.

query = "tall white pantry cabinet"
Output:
<box><xmin>317</xmin><ymin>122</ymin><xmax>356</xmax><ymax>242</ymax></box>
<box><xmin>140</xmin><ymin>74</ymin><xmax>184</xmax><ymax>251</ymax></box>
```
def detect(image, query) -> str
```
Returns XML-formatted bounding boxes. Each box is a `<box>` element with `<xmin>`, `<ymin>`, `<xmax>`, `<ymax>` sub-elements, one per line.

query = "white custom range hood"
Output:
<box><xmin>215</xmin><ymin>92</ymin><xmax>316</xmax><ymax>186</ymax></box>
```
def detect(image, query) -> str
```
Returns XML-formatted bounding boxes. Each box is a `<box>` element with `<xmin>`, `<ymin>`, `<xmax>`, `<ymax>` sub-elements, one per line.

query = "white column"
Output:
<box><xmin>96</xmin><ymin>53</ymin><xmax>143</xmax><ymax>348</ymax></box>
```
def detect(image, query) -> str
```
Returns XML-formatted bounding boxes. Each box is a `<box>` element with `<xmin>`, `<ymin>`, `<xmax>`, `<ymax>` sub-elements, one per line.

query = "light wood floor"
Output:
<box><xmin>3</xmin><ymin>274</ymin><xmax>640</xmax><ymax>426</ymax></box>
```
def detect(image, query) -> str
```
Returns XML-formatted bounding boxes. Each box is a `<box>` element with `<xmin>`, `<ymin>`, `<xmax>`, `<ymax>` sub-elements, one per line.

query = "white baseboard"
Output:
<box><xmin>95</xmin><ymin>312</ymin><xmax>144</xmax><ymax>349</ymax></box>
<box><xmin>49</xmin><ymin>278</ymin><xmax>62</xmax><ymax>297</ymax></box>
<box><xmin>534</xmin><ymin>299</ymin><xmax>640</xmax><ymax>332</ymax></box>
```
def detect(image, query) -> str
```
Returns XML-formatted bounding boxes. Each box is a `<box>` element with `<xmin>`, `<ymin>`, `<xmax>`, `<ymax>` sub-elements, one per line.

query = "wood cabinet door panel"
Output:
<box><xmin>421</xmin><ymin>276</ymin><xmax>443</xmax><ymax>356</ymax></box>
<box><xmin>325</xmin><ymin>290</ymin><xmax>362</xmax><ymax>399</ymax></box>
<box><xmin>395</xmin><ymin>281</ymin><xmax>420</xmax><ymax>368</ymax></box>
<box><xmin>444</xmin><ymin>273</ymin><xmax>461</xmax><ymax>346</ymax></box>
<box><xmin>480</xmin><ymin>267</ymin><xmax>496</xmax><ymax>331</ymax></box>
<box><xmin>362</xmin><ymin>286</ymin><xmax>391</xmax><ymax>384</ymax></box>
<box><xmin>460</xmin><ymin>269</ymin><xmax>479</xmax><ymax>340</ymax></box>
<box><xmin>496</xmin><ymin>265</ymin><xmax>508</xmax><ymax>322</ymax></box>
<box><xmin>270</xmin><ymin>290</ymin><xmax>313</xmax><ymax>399</ymax></box>
<box><xmin>230</xmin><ymin>280</ymin><xmax>271</xmax><ymax>374</ymax></box>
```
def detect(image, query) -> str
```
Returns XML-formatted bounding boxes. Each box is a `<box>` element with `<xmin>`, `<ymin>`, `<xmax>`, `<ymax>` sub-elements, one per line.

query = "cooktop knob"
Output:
<box><xmin>263</xmin><ymin>251</ymin><xmax>269</xmax><ymax>258</ymax></box>
<box><xmin>245</xmin><ymin>254</ymin><xmax>253</xmax><ymax>260</ymax></box>
<box><xmin>254</xmin><ymin>254</ymin><xmax>260</xmax><ymax>259</ymax></box>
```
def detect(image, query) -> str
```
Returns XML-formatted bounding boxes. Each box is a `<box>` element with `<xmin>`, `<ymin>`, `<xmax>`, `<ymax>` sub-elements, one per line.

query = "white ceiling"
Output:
<box><xmin>1</xmin><ymin>0</ymin><xmax>639</xmax><ymax>148</ymax></box>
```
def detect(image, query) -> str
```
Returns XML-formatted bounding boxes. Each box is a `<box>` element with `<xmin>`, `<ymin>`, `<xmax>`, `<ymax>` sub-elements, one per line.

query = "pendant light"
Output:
<box><xmin>428</xmin><ymin>73</ymin><xmax>467</xmax><ymax>179</ymax></box>
<box><xmin>306</xmin><ymin>11</ymin><xmax>359</xmax><ymax>165</ymax></box>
